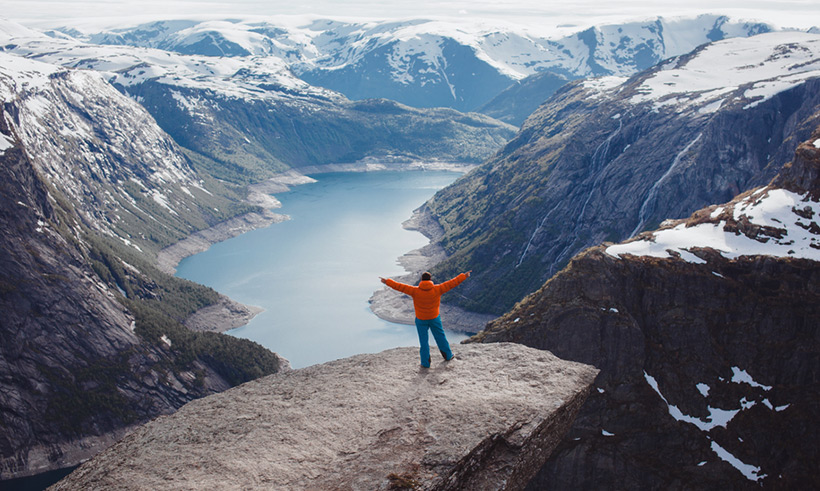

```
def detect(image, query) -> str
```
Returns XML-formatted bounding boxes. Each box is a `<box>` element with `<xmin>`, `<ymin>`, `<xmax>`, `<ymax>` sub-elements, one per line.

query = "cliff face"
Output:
<box><xmin>51</xmin><ymin>344</ymin><xmax>598</xmax><ymax>491</ymax></box>
<box><xmin>0</xmin><ymin>54</ymin><xmax>288</xmax><ymax>481</ymax></box>
<box><xmin>426</xmin><ymin>32</ymin><xmax>820</xmax><ymax>315</ymax></box>
<box><xmin>470</xmin><ymin>131</ymin><xmax>820</xmax><ymax>488</ymax></box>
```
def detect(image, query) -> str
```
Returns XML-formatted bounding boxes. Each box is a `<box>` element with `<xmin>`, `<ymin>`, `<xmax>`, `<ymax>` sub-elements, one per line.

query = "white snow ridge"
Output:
<box><xmin>607</xmin><ymin>187</ymin><xmax>820</xmax><ymax>263</ymax></box>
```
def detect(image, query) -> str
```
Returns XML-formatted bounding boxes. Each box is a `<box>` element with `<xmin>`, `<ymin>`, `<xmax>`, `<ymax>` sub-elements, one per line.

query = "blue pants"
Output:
<box><xmin>415</xmin><ymin>316</ymin><xmax>452</xmax><ymax>367</ymax></box>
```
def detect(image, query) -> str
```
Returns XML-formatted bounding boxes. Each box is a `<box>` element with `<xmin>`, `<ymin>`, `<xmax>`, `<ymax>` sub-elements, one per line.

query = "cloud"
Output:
<box><xmin>4</xmin><ymin>0</ymin><xmax>819</xmax><ymax>31</ymax></box>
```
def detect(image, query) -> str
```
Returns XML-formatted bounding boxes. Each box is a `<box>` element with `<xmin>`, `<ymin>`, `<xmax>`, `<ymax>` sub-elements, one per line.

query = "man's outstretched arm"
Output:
<box><xmin>436</xmin><ymin>270</ymin><xmax>472</xmax><ymax>294</ymax></box>
<box><xmin>380</xmin><ymin>277</ymin><xmax>415</xmax><ymax>295</ymax></box>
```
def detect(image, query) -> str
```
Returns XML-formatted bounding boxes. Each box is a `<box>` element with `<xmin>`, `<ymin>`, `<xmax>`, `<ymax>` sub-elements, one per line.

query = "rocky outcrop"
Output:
<box><xmin>426</xmin><ymin>32</ymin><xmax>820</xmax><ymax>315</ymax></box>
<box><xmin>469</xmin><ymin>130</ymin><xmax>820</xmax><ymax>488</ymax></box>
<box><xmin>52</xmin><ymin>344</ymin><xmax>598</xmax><ymax>490</ymax></box>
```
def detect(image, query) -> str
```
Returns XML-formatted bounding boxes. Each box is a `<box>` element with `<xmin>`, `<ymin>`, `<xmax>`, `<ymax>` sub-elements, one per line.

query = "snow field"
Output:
<box><xmin>630</xmin><ymin>32</ymin><xmax>820</xmax><ymax>111</ymax></box>
<box><xmin>607</xmin><ymin>188</ymin><xmax>820</xmax><ymax>263</ymax></box>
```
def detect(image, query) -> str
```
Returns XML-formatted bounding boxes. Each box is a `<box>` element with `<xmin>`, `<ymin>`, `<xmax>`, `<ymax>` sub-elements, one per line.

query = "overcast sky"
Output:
<box><xmin>4</xmin><ymin>0</ymin><xmax>820</xmax><ymax>32</ymax></box>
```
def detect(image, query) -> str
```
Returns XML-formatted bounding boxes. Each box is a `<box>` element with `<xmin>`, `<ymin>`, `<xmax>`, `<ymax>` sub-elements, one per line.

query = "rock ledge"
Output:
<box><xmin>52</xmin><ymin>343</ymin><xmax>597</xmax><ymax>490</ymax></box>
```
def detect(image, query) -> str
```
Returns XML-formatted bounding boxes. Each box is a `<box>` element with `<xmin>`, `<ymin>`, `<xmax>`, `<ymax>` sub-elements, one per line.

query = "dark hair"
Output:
<box><xmin>421</xmin><ymin>272</ymin><xmax>432</xmax><ymax>282</ymax></box>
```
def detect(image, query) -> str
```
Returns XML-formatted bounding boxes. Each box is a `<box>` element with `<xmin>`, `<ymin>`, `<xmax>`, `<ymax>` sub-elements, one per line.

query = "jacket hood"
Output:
<box><xmin>418</xmin><ymin>280</ymin><xmax>435</xmax><ymax>291</ymax></box>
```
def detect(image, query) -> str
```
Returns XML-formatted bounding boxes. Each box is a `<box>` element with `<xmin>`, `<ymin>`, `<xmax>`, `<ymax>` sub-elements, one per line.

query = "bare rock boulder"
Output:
<box><xmin>52</xmin><ymin>343</ymin><xmax>597</xmax><ymax>490</ymax></box>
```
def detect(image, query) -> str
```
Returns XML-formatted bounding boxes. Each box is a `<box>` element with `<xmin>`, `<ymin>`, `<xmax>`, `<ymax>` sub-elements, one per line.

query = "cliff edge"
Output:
<box><xmin>51</xmin><ymin>343</ymin><xmax>597</xmax><ymax>490</ymax></box>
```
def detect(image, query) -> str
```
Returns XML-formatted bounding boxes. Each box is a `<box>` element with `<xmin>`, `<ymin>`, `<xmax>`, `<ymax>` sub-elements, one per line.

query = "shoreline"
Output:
<box><xmin>368</xmin><ymin>205</ymin><xmax>496</xmax><ymax>334</ymax></box>
<box><xmin>161</xmin><ymin>162</ymin><xmax>480</xmax><ymax>334</ymax></box>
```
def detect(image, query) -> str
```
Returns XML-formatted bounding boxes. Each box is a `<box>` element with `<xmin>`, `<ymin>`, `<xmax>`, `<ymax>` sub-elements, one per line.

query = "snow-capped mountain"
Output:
<box><xmin>66</xmin><ymin>14</ymin><xmax>785</xmax><ymax>115</ymax></box>
<box><xmin>424</xmin><ymin>31</ymin><xmax>820</xmax><ymax>315</ymax></box>
<box><xmin>2</xmin><ymin>19</ymin><xmax>514</xmax><ymax>179</ymax></box>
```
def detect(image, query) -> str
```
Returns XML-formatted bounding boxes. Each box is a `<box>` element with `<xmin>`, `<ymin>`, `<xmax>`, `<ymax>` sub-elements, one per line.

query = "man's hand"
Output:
<box><xmin>465</xmin><ymin>270</ymin><xmax>472</xmax><ymax>278</ymax></box>
<box><xmin>379</xmin><ymin>277</ymin><xmax>387</xmax><ymax>284</ymax></box>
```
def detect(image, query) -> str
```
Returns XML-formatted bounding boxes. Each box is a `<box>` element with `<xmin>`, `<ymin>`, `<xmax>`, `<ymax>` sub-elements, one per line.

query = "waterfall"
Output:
<box><xmin>630</xmin><ymin>133</ymin><xmax>702</xmax><ymax>237</ymax></box>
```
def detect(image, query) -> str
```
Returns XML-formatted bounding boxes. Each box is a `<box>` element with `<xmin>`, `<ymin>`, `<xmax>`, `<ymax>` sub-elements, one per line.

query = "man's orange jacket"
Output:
<box><xmin>383</xmin><ymin>273</ymin><xmax>468</xmax><ymax>320</ymax></box>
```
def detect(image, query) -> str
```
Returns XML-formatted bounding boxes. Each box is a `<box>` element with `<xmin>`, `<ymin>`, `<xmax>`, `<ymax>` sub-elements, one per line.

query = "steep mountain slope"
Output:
<box><xmin>424</xmin><ymin>32</ymin><xmax>820</xmax><ymax>315</ymax></box>
<box><xmin>3</xmin><ymin>21</ymin><xmax>514</xmax><ymax>183</ymax></box>
<box><xmin>0</xmin><ymin>52</ymin><xmax>287</xmax><ymax>480</ymax></box>
<box><xmin>0</xmin><ymin>50</ymin><xmax>255</xmax><ymax>253</ymax></box>
<box><xmin>71</xmin><ymin>15</ymin><xmax>779</xmax><ymax>115</ymax></box>
<box><xmin>477</xmin><ymin>71</ymin><xmax>570</xmax><ymax>126</ymax></box>
<box><xmin>471</xmin><ymin>128</ymin><xmax>820</xmax><ymax>488</ymax></box>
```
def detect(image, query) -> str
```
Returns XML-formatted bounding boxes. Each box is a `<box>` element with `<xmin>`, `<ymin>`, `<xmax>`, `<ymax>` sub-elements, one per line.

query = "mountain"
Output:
<box><xmin>422</xmin><ymin>31</ymin><xmax>820</xmax><ymax>315</ymax></box>
<box><xmin>469</xmin><ymin>127</ymin><xmax>820</xmax><ymax>488</ymax></box>
<box><xmin>0</xmin><ymin>51</ymin><xmax>288</xmax><ymax>480</ymax></box>
<box><xmin>477</xmin><ymin>71</ymin><xmax>570</xmax><ymax>126</ymax></box>
<box><xmin>2</xmin><ymin>20</ymin><xmax>514</xmax><ymax>184</ymax></box>
<box><xmin>67</xmin><ymin>15</ymin><xmax>781</xmax><ymax>118</ymax></box>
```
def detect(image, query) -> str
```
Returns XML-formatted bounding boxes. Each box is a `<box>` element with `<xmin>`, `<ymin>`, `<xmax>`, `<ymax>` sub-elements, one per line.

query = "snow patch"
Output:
<box><xmin>813</xmin><ymin>139</ymin><xmax>820</xmax><ymax>149</ymax></box>
<box><xmin>710</xmin><ymin>441</ymin><xmax>767</xmax><ymax>482</ymax></box>
<box><xmin>696</xmin><ymin>383</ymin><xmax>710</xmax><ymax>397</ymax></box>
<box><xmin>583</xmin><ymin>76</ymin><xmax>627</xmax><ymax>99</ymax></box>
<box><xmin>0</xmin><ymin>132</ymin><xmax>14</xmax><ymax>155</ymax></box>
<box><xmin>731</xmin><ymin>367</ymin><xmax>772</xmax><ymax>391</ymax></box>
<box><xmin>152</xmin><ymin>191</ymin><xmax>178</xmax><ymax>216</ymax></box>
<box><xmin>644</xmin><ymin>372</ymin><xmax>739</xmax><ymax>432</ymax></box>
<box><xmin>698</xmin><ymin>98</ymin><xmax>724</xmax><ymax>114</ymax></box>
<box><xmin>601</xmin><ymin>429</ymin><xmax>615</xmax><ymax>437</ymax></box>
<box><xmin>160</xmin><ymin>334</ymin><xmax>172</xmax><ymax>347</ymax></box>
<box><xmin>677</xmin><ymin>250</ymin><xmax>707</xmax><ymax>264</ymax></box>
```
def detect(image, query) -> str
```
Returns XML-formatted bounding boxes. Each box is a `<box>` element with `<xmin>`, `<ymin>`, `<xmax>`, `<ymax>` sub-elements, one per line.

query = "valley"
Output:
<box><xmin>1</xmin><ymin>8</ymin><xmax>819</xmax><ymax>490</ymax></box>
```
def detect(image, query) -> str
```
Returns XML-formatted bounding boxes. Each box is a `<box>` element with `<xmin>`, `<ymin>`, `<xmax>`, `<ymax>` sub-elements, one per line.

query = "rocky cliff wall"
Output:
<box><xmin>469</xmin><ymin>130</ymin><xmax>820</xmax><ymax>488</ymax></box>
<box><xmin>474</xmin><ymin>249</ymin><xmax>819</xmax><ymax>489</ymax></box>
<box><xmin>51</xmin><ymin>344</ymin><xmax>598</xmax><ymax>491</ymax></box>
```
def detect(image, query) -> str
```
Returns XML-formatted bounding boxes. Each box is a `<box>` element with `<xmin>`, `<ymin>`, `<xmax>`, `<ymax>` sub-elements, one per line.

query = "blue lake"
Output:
<box><xmin>175</xmin><ymin>170</ymin><xmax>468</xmax><ymax>368</ymax></box>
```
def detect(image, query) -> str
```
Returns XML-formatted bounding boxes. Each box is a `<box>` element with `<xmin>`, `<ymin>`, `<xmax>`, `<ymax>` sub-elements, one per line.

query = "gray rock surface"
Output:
<box><xmin>52</xmin><ymin>343</ymin><xmax>598</xmax><ymax>491</ymax></box>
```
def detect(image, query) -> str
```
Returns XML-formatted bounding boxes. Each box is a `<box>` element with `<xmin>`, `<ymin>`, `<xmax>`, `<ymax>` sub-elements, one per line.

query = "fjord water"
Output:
<box><xmin>175</xmin><ymin>171</ymin><xmax>468</xmax><ymax>368</ymax></box>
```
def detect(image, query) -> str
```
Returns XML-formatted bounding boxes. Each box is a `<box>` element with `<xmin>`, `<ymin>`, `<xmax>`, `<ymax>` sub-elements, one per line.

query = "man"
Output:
<box><xmin>379</xmin><ymin>270</ymin><xmax>472</xmax><ymax>368</ymax></box>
